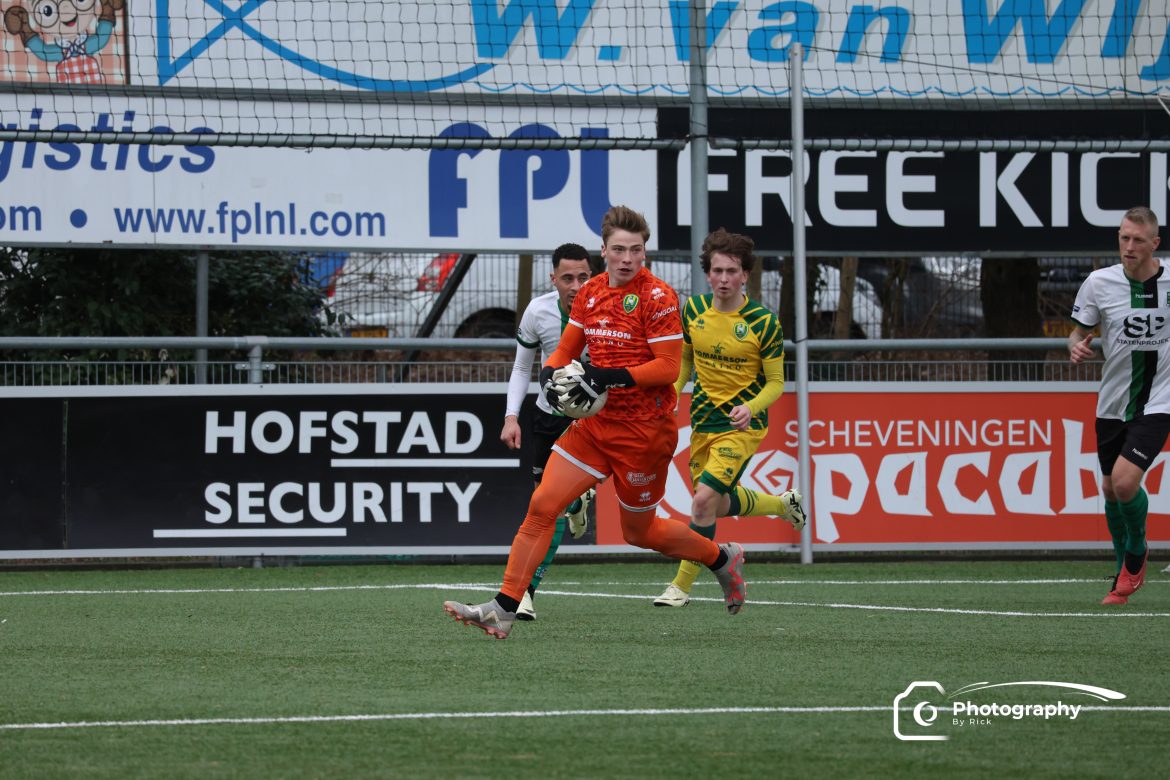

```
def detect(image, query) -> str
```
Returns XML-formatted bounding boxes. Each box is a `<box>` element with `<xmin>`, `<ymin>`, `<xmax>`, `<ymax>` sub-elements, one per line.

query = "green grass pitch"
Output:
<box><xmin>0</xmin><ymin>559</ymin><xmax>1165</xmax><ymax>779</ymax></box>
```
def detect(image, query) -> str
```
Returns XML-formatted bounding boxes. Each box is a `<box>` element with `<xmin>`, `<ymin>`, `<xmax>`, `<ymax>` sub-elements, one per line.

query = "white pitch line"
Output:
<box><xmin>0</xmin><ymin>707</ymin><xmax>884</xmax><ymax>731</ymax></box>
<box><xmin>2</xmin><ymin>704</ymin><xmax>1167</xmax><ymax>732</ymax></box>
<box><xmin>1083</xmin><ymin>706</ymin><xmax>1170</xmax><ymax>712</ymax></box>
<box><xmin>2</xmin><ymin>582</ymin><xmax>1167</xmax><ymax>618</ymax></box>
<box><xmin>0</xmin><ymin>577</ymin><xmax>1157</xmax><ymax>597</ymax></box>
<box><xmin>760</xmin><ymin>600</ymin><xmax>1170</xmax><ymax>619</ymax></box>
<box><xmin>459</xmin><ymin>578</ymin><xmax>1163</xmax><ymax>587</ymax></box>
<box><xmin>0</xmin><ymin>583</ymin><xmax>500</xmax><ymax>597</ymax></box>
<box><xmin>529</xmin><ymin>589</ymin><xmax>1170</xmax><ymax>618</ymax></box>
<box><xmin>457</xmin><ymin>579</ymin><xmax>1107</xmax><ymax>585</ymax></box>
<box><xmin>746</xmin><ymin>579</ymin><xmax>1169</xmax><ymax>586</ymax></box>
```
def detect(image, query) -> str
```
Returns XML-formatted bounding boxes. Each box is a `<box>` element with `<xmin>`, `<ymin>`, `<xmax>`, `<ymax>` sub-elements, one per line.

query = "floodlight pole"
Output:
<box><xmin>790</xmin><ymin>43</ymin><xmax>813</xmax><ymax>565</ymax></box>
<box><xmin>196</xmin><ymin>250</ymin><xmax>209</xmax><ymax>384</ymax></box>
<box><xmin>688</xmin><ymin>0</ymin><xmax>709</xmax><ymax>293</ymax></box>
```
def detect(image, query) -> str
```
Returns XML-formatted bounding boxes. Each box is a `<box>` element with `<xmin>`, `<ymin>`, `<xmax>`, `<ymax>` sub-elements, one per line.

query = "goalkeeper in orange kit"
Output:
<box><xmin>443</xmin><ymin>205</ymin><xmax>747</xmax><ymax>638</ymax></box>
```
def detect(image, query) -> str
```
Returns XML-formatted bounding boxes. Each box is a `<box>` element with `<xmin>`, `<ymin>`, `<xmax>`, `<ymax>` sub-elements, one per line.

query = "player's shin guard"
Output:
<box><xmin>1104</xmin><ymin>499</ymin><xmax>1127</xmax><ymax>573</ymax></box>
<box><xmin>621</xmin><ymin>508</ymin><xmax>720</xmax><ymax>566</ymax></box>
<box><xmin>1120</xmin><ymin>489</ymin><xmax>1148</xmax><ymax>557</ymax></box>
<box><xmin>731</xmin><ymin>485</ymin><xmax>806</xmax><ymax>530</ymax></box>
<box><xmin>670</xmin><ymin>560</ymin><xmax>702</xmax><ymax>594</ymax></box>
<box><xmin>501</xmin><ymin>457</ymin><xmax>596</xmax><ymax>602</ymax></box>
<box><xmin>732</xmin><ymin>485</ymin><xmax>791</xmax><ymax>517</ymax></box>
<box><xmin>530</xmin><ymin>515</ymin><xmax>567</xmax><ymax>591</ymax></box>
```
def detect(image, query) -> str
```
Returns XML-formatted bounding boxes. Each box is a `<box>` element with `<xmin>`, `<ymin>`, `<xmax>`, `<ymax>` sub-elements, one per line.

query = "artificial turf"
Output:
<box><xmin>0</xmin><ymin>559</ymin><xmax>1164</xmax><ymax>779</ymax></box>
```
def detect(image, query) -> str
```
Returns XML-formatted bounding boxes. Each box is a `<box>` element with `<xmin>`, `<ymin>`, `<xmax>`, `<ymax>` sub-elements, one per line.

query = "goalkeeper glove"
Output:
<box><xmin>539</xmin><ymin>364</ymin><xmax>561</xmax><ymax>409</ymax></box>
<box><xmin>563</xmin><ymin>364</ymin><xmax>634</xmax><ymax>406</ymax></box>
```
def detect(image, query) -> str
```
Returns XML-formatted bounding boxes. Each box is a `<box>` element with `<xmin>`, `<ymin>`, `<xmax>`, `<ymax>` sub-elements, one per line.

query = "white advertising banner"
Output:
<box><xmin>3</xmin><ymin>1</ymin><xmax>1165</xmax><ymax>249</ymax></box>
<box><xmin>126</xmin><ymin>1</ymin><xmax>1170</xmax><ymax>99</ymax></box>
<box><xmin>0</xmin><ymin>103</ymin><xmax>658</xmax><ymax>249</ymax></box>
<box><xmin>5</xmin><ymin>2</ymin><xmax>1166</xmax><ymax>104</ymax></box>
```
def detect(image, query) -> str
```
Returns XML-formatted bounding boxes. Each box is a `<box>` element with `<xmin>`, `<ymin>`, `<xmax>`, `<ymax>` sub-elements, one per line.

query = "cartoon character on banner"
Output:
<box><xmin>4</xmin><ymin>0</ymin><xmax>125</xmax><ymax>84</ymax></box>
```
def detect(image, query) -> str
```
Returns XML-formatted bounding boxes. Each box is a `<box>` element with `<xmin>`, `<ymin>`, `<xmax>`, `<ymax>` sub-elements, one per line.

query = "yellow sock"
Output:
<box><xmin>671</xmin><ymin>559</ymin><xmax>703</xmax><ymax>593</ymax></box>
<box><xmin>733</xmin><ymin>486</ymin><xmax>785</xmax><ymax>517</ymax></box>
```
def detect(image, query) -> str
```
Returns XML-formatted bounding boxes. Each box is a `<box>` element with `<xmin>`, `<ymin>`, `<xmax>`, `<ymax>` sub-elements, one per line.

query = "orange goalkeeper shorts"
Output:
<box><xmin>551</xmin><ymin>414</ymin><xmax>677</xmax><ymax>511</ymax></box>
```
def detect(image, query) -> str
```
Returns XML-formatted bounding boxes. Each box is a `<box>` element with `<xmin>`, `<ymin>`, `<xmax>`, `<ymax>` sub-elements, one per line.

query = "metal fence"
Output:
<box><xmin>324</xmin><ymin>252</ymin><xmax>1102</xmax><ymax>340</ymax></box>
<box><xmin>0</xmin><ymin>337</ymin><xmax>1100</xmax><ymax>386</ymax></box>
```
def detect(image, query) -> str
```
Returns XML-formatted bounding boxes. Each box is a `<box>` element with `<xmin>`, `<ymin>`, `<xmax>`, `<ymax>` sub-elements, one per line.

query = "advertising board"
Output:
<box><xmin>606</xmin><ymin>386</ymin><xmax>1167</xmax><ymax>551</ymax></box>
<box><xmin>1</xmin><ymin>383</ymin><xmax>1163</xmax><ymax>558</ymax></box>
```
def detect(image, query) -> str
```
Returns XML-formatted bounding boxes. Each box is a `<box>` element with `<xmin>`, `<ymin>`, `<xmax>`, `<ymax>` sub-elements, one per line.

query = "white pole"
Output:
<box><xmin>689</xmin><ymin>0</ymin><xmax>709</xmax><ymax>293</ymax></box>
<box><xmin>790</xmin><ymin>43</ymin><xmax>813</xmax><ymax>565</ymax></box>
<box><xmin>196</xmin><ymin>251</ymin><xmax>209</xmax><ymax>384</ymax></box>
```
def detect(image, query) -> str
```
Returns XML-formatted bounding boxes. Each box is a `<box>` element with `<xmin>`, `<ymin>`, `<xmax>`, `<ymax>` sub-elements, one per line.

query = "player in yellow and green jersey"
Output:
<box><xmin>653</xmin><ymin>228</ymin><xmax>807</xmax><ymax>608</ymax></box>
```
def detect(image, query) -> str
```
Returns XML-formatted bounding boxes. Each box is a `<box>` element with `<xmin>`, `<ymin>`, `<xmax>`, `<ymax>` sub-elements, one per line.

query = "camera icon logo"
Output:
<box><xmin>893</xmin><ymin>681</ymin><xmax>949</xmax><ymax>741</ymax></box>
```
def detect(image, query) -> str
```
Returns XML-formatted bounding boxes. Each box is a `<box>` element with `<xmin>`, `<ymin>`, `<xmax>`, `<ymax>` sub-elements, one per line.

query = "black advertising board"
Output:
<box><xmin>0</xmin><ymin>386</ymin><xmax>543</xmax><ymax>557</ymax></box>
<box><xmin>0</xmin><ymin>398</ymin><xmax>65</xmax><ymax>550</ymax></box>
<box><xmin>657</xmin><ymin>108</ymin><xmax>1170</xmax><ymax>254</ymax></box>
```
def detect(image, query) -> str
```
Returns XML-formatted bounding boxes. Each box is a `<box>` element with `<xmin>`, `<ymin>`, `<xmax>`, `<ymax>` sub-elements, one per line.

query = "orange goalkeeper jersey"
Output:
<box><xmin>568</xmin><ymin>267</ymin><xmax>683</xmax><ymax>420</ymax></box>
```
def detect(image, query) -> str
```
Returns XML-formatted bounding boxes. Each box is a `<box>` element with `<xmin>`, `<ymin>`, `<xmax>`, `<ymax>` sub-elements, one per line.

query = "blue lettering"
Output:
<box><xmin>747</xmin><ymin>1</ymin><xmax>817</xmax><ymax>63</ymax></box>
<box><xmin>22</xmin><ymin>108</ymin><xmax>42</xmax><ymax>170</ymax></box>
<box><xmin>111</xmin><ymin>205</ymin><xmax>208</xmax><ymax>233</ymax></box>
<box><xmin>499</xmin><ymin>124</ymin><xmax>569</xmax><ymax>239</ymax></box>
<box><xmin>471</xmin><ymin>0</ymin><xmax>596</xmax><ymax>59</ymax></box>
<box><xmin>1140</xmin><ymin>21</ymin><xmax>1170</xmax><ymax>81</ymax></box>
<box><xmin>1102</xmin><ymin>0</ymin><xmax>1140</xmax><ymax>58</ymax></box>
<box><xmin>2</xmin><ymin>109</ymin><xmax>217</xmax><ymax>178</ymax></box>
<box><xmin>0</xmin><ymin>129</ymin><xmax>14</xmax><ymax>184</ymax></box>
<box><xmin>429</xmin><ymin>123</ymin><xmax>490</xmax><ymax>238</ymax></box>
<box><xmin>112</xmin><ymin>208</ymin><xmax>139</xmax><ymax>232</ymax></box>
<box><xmin>180</xmin><ymin>128</ymin><xmax>215</xmax><ymax>173</ymax></box>
<box><xmin>230</xmin><ymin>208</ymin><xmax>253</xmax><ymax>241</ymax></box>
<box><xmin>45</xmin><ymin>124</ymin><xmax>82</xmax><ymax>171</ymax></box>
<box><xmin>837</xmin><ymin>5</ymin><xmax>910</xmax><ymax>63</ymax></box>
<box><xmin>0</xmin><ymin>206</ymin><xmax>42</xmax><ymax>232</ymax></box>
<box><xmin>89</xmin><ymin>112</ymin><xmax>113</xmax><ymax>171</ymax></box>
<box><xmin>174</xmin><ymin>208</ymin><xmax>205</xmax><ymax>233</ymax></box>
<box><xmin>669</xmin><ymin>1</ymin><xmax>739</xmax><ymax>62</ymax></box>
<box><xmin>115</xmin><ymin>111</ymin><xmax>135</xmax><ymax>170</ymax></box>
<box><xmin>139</xmin><ymin>126</ymin><xmax>174</xmax><ymax>173</ymax></box>
<box><xmin>579</xmin><ymin>127</ymin><xmax>612</xmax><ymax>235</ymax></box>
<box><xmin>961</xmin><ymin>0</ymin><xmax>1086</xmax><ymax>65</ymax></box>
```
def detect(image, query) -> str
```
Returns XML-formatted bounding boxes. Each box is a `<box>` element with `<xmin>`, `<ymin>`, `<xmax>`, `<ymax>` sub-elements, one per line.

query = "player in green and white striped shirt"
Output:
<box><xmin>1069</xmin><ymin>206</ymin><xmax>1167</xmax><ymax>605</ymax></box>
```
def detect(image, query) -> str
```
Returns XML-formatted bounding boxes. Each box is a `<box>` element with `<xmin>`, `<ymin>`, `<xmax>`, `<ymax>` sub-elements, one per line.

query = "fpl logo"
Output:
<box><xmin>427</xmin><ymin>123</ymin><xmax>615</xmax><ymax>239</ymax></box>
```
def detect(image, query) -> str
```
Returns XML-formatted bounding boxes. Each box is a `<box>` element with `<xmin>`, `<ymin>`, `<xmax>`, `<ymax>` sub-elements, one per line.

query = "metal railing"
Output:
<box><xmin>0</xmin><ymin>336</ymin><xmax>1100</xmax><ymax>386</ymax></box>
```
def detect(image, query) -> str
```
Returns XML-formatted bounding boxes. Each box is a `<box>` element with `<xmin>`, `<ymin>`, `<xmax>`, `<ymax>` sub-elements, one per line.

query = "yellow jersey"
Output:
<box><xmin>681</xmin><ymin>294</ymin><xmax>784</xmax><ymax>432</ymax></box>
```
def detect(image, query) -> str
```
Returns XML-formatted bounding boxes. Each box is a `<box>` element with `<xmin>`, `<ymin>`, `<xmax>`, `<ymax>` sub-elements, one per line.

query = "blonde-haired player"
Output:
<box><xmin>1069</xmin><ymin>206</ymin><xmax>1165</xmax><ymax>605</ymax></box>
<box><xmin>500</xmin><ymin>243</ymin><xmax>597</xmax><ymax>621</ymax></box>
<box><xmin>445</xmin><ymin>206</ymin><xmax>747</xmax><ymax>638</ymax></box>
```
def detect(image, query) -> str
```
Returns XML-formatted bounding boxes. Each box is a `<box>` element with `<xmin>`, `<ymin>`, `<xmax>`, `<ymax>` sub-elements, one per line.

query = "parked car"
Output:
<box><xmin>850</xmin><ymin>256</ymin><xmax>984</xmax><ymax>338</ymax></box>
<box><xmin>910</xmin><ymin>255</ymin><xmax>1103</xmax><ymax>338</ymax></box>
<box><xmin>1036</xmin><ymin>257</ymin><xmax>1103</xmax><ymax>336</ymax></box>
<box><xmin>325</xmin><ymin>252</ymin><xmax>559</xmax><ymax>338</ymax></box>
<box><xmin>325</xmin><ymin>251</ymin><xmax>885</xmax><ymax>340</ymax></box>
<box><xmin>809</xmin><ymin>262</ymin><xmax>885</xmax><ymax>340</ymax></box>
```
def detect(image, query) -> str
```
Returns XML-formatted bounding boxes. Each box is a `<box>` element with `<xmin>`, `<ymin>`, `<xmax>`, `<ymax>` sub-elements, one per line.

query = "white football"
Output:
<box><xmin>551</xmin><ymin>360</ymin><xmax>608</xmax><ymax>419</ymax></box>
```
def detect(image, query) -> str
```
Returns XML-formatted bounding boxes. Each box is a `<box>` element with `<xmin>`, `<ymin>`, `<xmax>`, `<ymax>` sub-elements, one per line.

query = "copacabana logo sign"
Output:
<box><xmin>608</xmin><ymin>390</ymin><xmax>1170</xmax><ymax>551</ymax></box>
